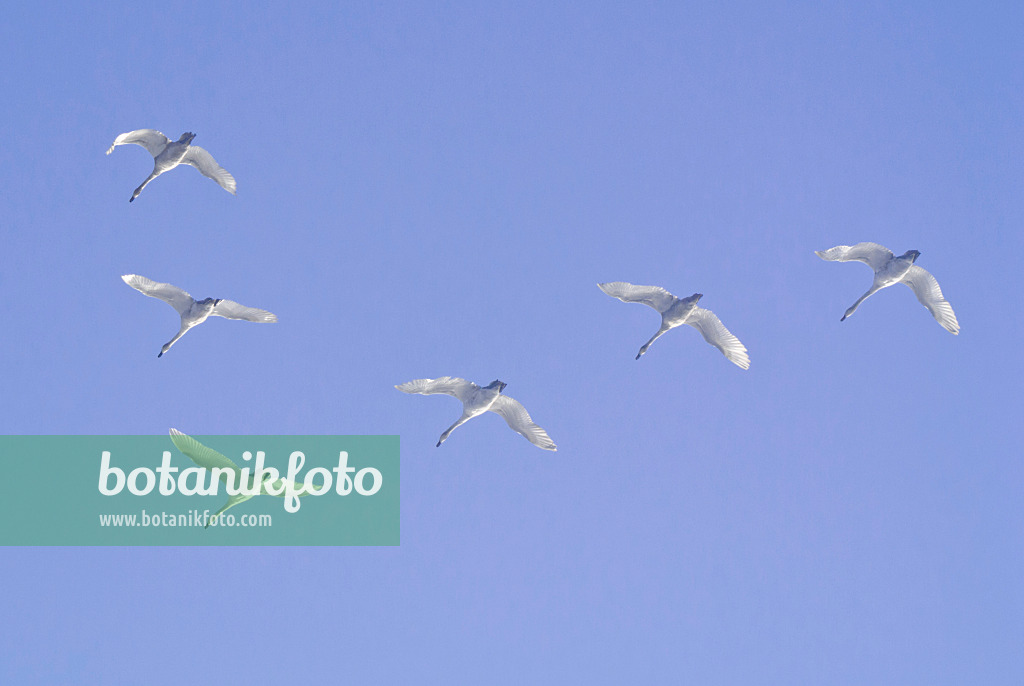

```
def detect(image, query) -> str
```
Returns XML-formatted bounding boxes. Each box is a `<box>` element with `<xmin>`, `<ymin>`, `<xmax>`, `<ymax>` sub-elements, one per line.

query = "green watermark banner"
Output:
<box><xmin>0</xmin><ymin>434</ymin><xmax>399</xmax><ymax>545</ymax></box>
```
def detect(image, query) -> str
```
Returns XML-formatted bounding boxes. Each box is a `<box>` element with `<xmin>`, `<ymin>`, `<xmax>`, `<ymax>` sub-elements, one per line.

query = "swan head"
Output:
<box><xmin>902</xmin><ymin>250</ymin><xmax>921</xmax><ymax>262</ymax></box>
<box><xmin>485</xmin><ymin>380</ymin><xmax>508</xmax><ymax>393</ymax></box>
<box><xmin>177</xmin><ymin>132</ymin><xmax>197</xmax><ymax>145</ymax></box>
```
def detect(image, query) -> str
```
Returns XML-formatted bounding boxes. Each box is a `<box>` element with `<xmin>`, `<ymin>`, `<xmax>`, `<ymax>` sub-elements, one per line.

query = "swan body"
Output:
<box><xmin>597</xmin><ymin>282</ymin><xmax>750</xmax><ymax>368</ymax></box>
<box><xmin>122</xmin><ymin>274</ymin><xmax>277</xmax><ymax>356</ymax></box>
<box><xmin>815</xmin><ymin>243</ymin><xmax>959</xmax><ymax>334</ymax></box>
<box><xmin>395</xmin><ymin>377</ymin><xmax>557</xmax><ymax>451</ymax></box>
<box><xmin>107</xmin><ymin>130</ymin><xmax>236</xmax><ymax>201</ymax></box>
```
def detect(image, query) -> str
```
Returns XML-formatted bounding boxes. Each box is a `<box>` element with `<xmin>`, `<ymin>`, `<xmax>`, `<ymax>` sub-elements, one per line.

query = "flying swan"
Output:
<box><xmin>106</xmin><ymin>129</ymin><xmax>236</xmax><ymax>202</ymax></box>
<box><xmin>815</xmin><ymin>243</ymin><xmax>959</xmax><ymax>334</ymax></box>
<box><xmin>168</xmin><ymin>429</ymin><xmax>307</xmax><ymax>528</ymax></box>
<box><xmin>597</xmin><ymin>282</ymin><xmax>750</xmax><ymax>368</ymax></box>
<box><xmin>122</xmin><ymin>274</ymin><xmax>277</xmax><ymax>357</ymax></box>
<box><xmin>395</xmin><ymin>377</ymin><xmax>557</xmax><ymax>451</ymax></box>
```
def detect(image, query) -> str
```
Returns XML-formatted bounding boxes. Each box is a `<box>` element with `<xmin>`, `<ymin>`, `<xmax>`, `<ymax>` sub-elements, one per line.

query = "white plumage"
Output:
<box><xmin>816</xmin><ymin>243</ymin><xmax>959</xmax><ymax>334</ymax></box>
<box><xmin>122</xmin><ymin>274</ymin><xmax>276</xmax><ymax>357</ymax></box>
<box><xmin>107</xmin><ymin>129</ymin><xmax>236</xmax><ymax>201</ymax></box>
<box><xmin>597</xmin><ymin>282</ymin><xmax>750</xmax><ymax>369</ymax></box>
<box><xmin>396</xmin><ymin>377</ymin><xmax>557</xmax><ymax>451</ymax></box>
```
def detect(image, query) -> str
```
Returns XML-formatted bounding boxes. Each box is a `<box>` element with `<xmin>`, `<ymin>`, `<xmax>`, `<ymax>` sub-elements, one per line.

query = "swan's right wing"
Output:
<box><xmin>106</xmin><ymin>129</ymin><xmax>170</xmax><ymax>157</ymax></box>
<box><xmin>598</xmin><ymin>282</ymin><xmax>677</xmax><ymax>313</ymax></box>
<box><xmin>168</xmin><ymin>429</ymin><xmax>244</xmax><ymax>486</ymax></box>
<box><xmin>395</xmin><ymin>377</ymin><xmax>477</xmax><ymax>402</ymax></box>
<box><xmin>815</xmin><ymin>243</ymin><xmax>894</xmax><ymax>272</ymax></box>
<box><xmin>181</xmin><ymin>146</ymin><xmax>237</xmax><ymax>195</ymax></box>
<box><xmin>489</xmin><ymin>395</ymin><xmax>557</xmax><ymax>451</ymax></box>
<box><xmin>210</xmin><ymin>300</ymin><xmax>277</xmax><ymax>322</ymax></box>
<box><xmin>122</xmin><ymin>274</ymin><xmax>194</xmax><ymax>315</ymax></box>
<box><xmin>901</xmin><ymin>265</ymin><xmax>960</xmax><ymax>334</ymax></box>
<box><xmin>685</xmin><ymin>307</ymin><xmax>751</xmax><ymax>369</ymax></box>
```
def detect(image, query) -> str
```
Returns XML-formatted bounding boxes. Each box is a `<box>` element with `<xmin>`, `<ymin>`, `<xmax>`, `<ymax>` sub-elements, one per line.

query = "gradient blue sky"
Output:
<box><xmin>2</xmin><ymin>1</ymin><xmax>1022</xmax><ymax>683</ymax></box>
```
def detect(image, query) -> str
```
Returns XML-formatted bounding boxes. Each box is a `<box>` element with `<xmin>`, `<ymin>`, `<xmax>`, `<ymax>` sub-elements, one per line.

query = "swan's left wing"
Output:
<box><xmin>169</xmin><ymin>429</ymin><xmax>260</xmax><ymax>528</ymax></box>
<box><xmin>210</xmin><ymin>300</ymin><xmax>277</xmax><ymax>323</ymax></box>
<box><xmin>181</xmin><ymin>146</ymin><xmax>237</xmax><ymax>194</ymax></box>
<box><xmin>106</xmin><ymin>129</ymin><xmax>170</xmax><ymax>157</ymax></box>
<box><xmin>168</xmin><ymin>429</ymin><xmax>244</xmax><ymax>485</ymax></box>
<box><xmin>901</xmin><ymin>265</ymin><xmax>960</xmax><ymax>334</ymax></box>
<box><xmin>815</xmin><ymin>243</ymin><xmax>894</xmax><ymax>272</ymax></box>
<box><xmin>598</xmin><ymin>282</ymin><xmax>677</xmax><ymax>313</ymax></box>
<box><xmin>489</xmin><ymin>395</ymin><xmax>557</xmax><ymax>451</ymax></box>
<box><xmin>685</xmin><ymin>307</ymin><xmax>751</xmax><ymax>369</ymax></box>
<box><xmin>122</xmin><ymin>274</ymin><xmax>194</xmax><ymax>315</ymax></box>
<box><xmin>395</xmin><ymin>377</ymin><xmax>477</xmax><ymax>402</ymax></box>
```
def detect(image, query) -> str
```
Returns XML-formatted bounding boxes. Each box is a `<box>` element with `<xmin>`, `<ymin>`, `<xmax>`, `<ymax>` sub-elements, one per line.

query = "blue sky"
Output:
<box><xmin>2</xmin><ymin>1</ymin><xmax>1022</xmax><ymax>682</ymax></box>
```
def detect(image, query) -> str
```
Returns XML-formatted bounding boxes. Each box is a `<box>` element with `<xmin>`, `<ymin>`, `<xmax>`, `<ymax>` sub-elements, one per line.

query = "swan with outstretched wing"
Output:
<box><xmin>815</xmin><ymin>243</ymin><xmax>959</xmax><ymax>334</ymax></box>
<box><xmin>396</xmin><ymin>377</ymin><xmax>557</xmax><ymax>451</ymax></box>
<box><xmin>122</xmin><ymin>274</ymin><xmax>276</xmax><ymax>357</ymax></box>
<box><xmin>597</xmin><ymin>282</ymin><xmax>750</xmax><ymax>368</ymax></box>
<box><xmin>107</xmin><ymin>129</ymin><xmax>236</xmax><ymax>201</ymax></box>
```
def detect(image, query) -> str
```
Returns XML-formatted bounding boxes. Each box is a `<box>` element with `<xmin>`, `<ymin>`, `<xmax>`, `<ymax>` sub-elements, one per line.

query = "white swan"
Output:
<box><xmin>395</xmin><ymin>377</ymin><xmax>557</xmax><ymax>451</ymax></box>
<box><xmin>122</xmin><ymin>274</ymin><xmax>277</xmax><ymax>357</ymax></box>
<box><xmin>106</xmin><ymin>130</ymin><xmax>236</xmax><ymax>202</ymax></box>
<box><xmin>815</xmin><ymin>243</ymin><xmax>959</xmax><ymax>334</ymax></box>
<box><xmin>168</xmin><ymin>429</ymin><xmax>307</xmax><ymax>528</ymax></box>
<box><xmin>597</xmin><ymin>282</ymin><xmax>750</xmax><ymax>368</ymax></box>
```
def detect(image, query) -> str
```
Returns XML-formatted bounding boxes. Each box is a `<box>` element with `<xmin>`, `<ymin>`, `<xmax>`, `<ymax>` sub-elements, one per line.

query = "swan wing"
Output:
<box><xmin>181</xmin><ymin>146</ymin><xmax>237</xmax><ymax>194</ymax></box>
<box><xmin>106</xmin><ymin>129</ymin><xmax>170</xmax><ymax>157</ymax></box>
<box><xmin>901</xmin><ymin>265</ymin><xmax>960</xmax><ymax>334</ymax></box>
<box><xmin>598</xmin><ymin>282</ymin><xmax>677</xmax><ymax>313</ymax></box>
<box><xmin>685</xmin><ymin>306</ymin><xmax>751</xmax><ymax>369</ymax></box>
<box><xmin>122</xmin><ymin>274</ymin><xmax>194</xmax><ymax>315</ymax></box>
<box><xmin>395</xmin><ymin>377</ymin><xmax>477</xmax><ymax>402</ymax></box>
<box><xmin>210</xmin><ymin>299</ymin><xmax>277</xmax><ymax>322</ymax></box>
<box><xmin>168</xmin><ymin>429</ymin><xmax>244</xmax><ymax>485</ymax></box>
<box><xmin>815</xmin><ymin>243</ymin><xmax>894</xmax><ymax>272</ymax></box>
<box><xmin>489</xmin><ymin>395</ymin><xmax>557</xmax><ymax>451</ymax></box>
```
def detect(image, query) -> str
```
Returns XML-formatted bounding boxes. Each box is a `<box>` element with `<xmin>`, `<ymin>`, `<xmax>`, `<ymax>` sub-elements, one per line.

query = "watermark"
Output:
<box><xmin>98</xmin><ymin>448</ymin><xmax>383</xmax><ymax>511</ymax></box>
<box><xmin>98</xmin><ymin>510</ymin><xmax>273</xmax><ymax>528</ymax></box>
<box><xmin>0</xmin><ymin>434</ymin><xmax>399</xmax><ymax>545</ymax></box>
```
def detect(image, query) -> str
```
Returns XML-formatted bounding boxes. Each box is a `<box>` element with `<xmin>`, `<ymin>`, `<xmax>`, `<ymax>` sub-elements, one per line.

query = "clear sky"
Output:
<box><xmin>2</xmin><ymin>1</ymin><xmax>1022</xmax><ymax>683</ymax></box>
